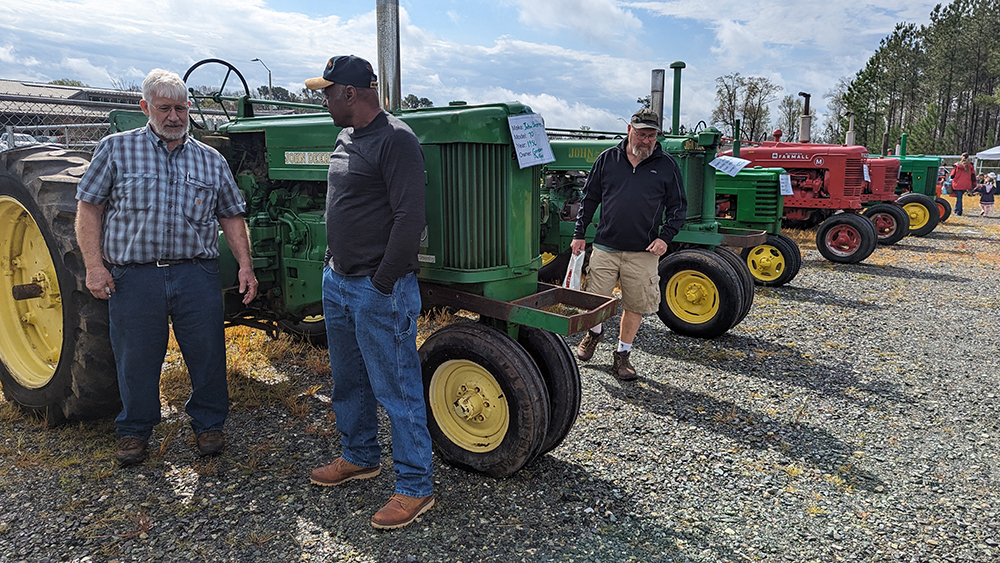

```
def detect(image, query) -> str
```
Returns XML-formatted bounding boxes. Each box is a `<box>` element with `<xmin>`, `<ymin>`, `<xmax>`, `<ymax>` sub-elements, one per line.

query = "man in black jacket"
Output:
<box><xmin>571</xmin><ymin>108</ymin><xmax>686</xmax><ymax>380</ymax></box>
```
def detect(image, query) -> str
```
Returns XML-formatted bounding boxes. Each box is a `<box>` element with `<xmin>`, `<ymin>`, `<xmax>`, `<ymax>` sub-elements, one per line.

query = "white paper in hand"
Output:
<box><xmin>563</xmin><ymin>252</ymin><xmax>585</xmax><ymax>290</ymax></box>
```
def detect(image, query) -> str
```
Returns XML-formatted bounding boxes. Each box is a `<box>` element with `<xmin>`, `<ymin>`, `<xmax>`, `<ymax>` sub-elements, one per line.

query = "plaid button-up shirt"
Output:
<box><xmin>77</xmin><ymin>126</ymin><xmax>246</xmax><ymax>264</ymax></box>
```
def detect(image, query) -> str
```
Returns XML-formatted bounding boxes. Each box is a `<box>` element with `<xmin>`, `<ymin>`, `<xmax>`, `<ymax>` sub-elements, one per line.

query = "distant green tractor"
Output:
<box><xmin>715</xmin><ymin>167</ymin><xmax>802</xmax><ymax>287</ymax></box>
<box><xmin>889</xmin><ymin>133</ymin><xmax>948</xmax><ymax>226</ymax></box>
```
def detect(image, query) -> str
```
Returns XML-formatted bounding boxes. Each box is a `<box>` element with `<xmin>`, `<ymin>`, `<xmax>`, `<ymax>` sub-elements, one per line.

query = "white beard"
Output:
<box><xmin>630</xmin><ymin>143</ymin><xmax>652</xmax><ymax>161</ymax></box>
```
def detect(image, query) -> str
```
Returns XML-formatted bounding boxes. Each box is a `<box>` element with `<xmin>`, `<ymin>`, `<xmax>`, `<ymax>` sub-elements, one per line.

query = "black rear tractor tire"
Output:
<box><xmin>516</xmin><ymin>326</ymin><xmax>580</xmax><ymax>458</ymax></box>
<box><xmin>419</xmin><ymin>322</ymin><xmax>550</xmax><ymax>477</ymax></box>
<box><xmin>277</xmin><ymin>315</ymin><xmax>328</xmax><ymax>347</ymax></box>
<box><xmin>713</xmin><ymin>247</ymin><xmax>754</xmax><ymax>326</ymax></box>
<box><xmin>815</xmin><ymin>213</ymin><xmax>877</xmax><ymax>264</ymax></box>
<box><xmin>935</xmin><ymin>197</ymin><xmax>952</xmax><ymax>222</ymax></box>
<box><xmin>741</xmin><ymin>234</ymin><xmax>801</xmax><ymax>287</ymax></box>
<box><xmin>0</xmin><ymin>146</ymin><xmax>120</xmax><ymax>423</ymax></box>
<box><xmin>862</xmin><ymin>203</ymin><xmax>910</xmax><ymax>245</ymax></box>
<box><xmin>656</xmin><ymin>249</ymin><xmax>744</xmax><ymax>339</ymax></box>
<box><xmin>897</xmin><ymin>192</ymin><xmax>940</xmax><ymax>237</ymax></box>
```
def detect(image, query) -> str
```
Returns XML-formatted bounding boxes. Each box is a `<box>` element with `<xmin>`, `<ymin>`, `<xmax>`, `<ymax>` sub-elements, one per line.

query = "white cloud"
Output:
<box><xmin>59</xmin><ymin>57</ymin><xmax>111</xmax><ymax>86</ymax></box>
<box><xmin>510</xmin><ymin>0</ymin><xmax>644</xmax><ymax>50</ymax></box>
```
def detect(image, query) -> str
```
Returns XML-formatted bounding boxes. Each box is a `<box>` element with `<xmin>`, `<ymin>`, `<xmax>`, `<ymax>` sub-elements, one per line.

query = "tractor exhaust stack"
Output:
<box><xmin>376</xmin><ymin>0</ymin><xmax>402</xmax><ymax>111</ymax></box>
<box><xmin>798</xmin><ymin>91</ymin><xmax>811</xmax><ymax>143</ymax></box>
<box><xmin>651</xmin><ymin>69</ymin><xmax>665</xmax><ymax>132</ymax></box>
<box><xmin>845</xmin><ymin>112</ymin><xmax>856</xmax><ymax>146</ymax></box>
<box><xmin>669</xmin><ymin>62</ymin><xmax>685</xmax><ymax>135</ymax></box>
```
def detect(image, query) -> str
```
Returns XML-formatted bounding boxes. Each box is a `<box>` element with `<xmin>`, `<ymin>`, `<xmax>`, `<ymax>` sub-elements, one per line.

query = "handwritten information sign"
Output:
<box><xmin>508</xmin><ymin>114</ymin><xmax>555</xmax><ymax>169</ymax></box>
<box><xmin>709</xmin><ymin>155</ymin><xmax>752</xmax><ymax>177</ymax></box>
<box><xmin>779</xmin><ymin>174</ymin><xmax>794</xmax><ymax>195</ymax></box>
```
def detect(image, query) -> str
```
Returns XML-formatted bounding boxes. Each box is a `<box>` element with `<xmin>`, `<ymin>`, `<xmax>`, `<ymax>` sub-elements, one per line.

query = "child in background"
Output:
<box><xmin>977</xmin><ymin>173</ymin><xmax>998</xmax><ymax>216</ymax></box>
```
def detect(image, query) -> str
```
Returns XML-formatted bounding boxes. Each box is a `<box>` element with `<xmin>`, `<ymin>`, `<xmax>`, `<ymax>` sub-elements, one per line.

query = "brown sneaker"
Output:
<box><xmin>116</xmin><ymin>437</ymin><xmax>148</xmax><ymax>466</ymax></box>
<box><xmin>371</xmin><ymin>494</ymin><xmax>435</xmax><ymax>530</ymax></box>
<box><xmin>310</xmin><ymin>457</ymin><xmax>381</xmax><ymax>487</ymax></box>
<box><xmin>612</xmin><ymin>350</ymin><xmax>638</xmax><ymax>381</ymax></box>
<box><xmin>196</xmin><ymin>430</ymin><xmax>225</xmax><ymax>456</ymax></box>
<box><xmin>576</xmin><ymin>330</ymin><xmax>603</xmax><ymax>361</ymax></box>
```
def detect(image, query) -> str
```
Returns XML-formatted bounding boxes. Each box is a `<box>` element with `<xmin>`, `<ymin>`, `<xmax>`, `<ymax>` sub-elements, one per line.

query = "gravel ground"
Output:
<box><xmin>2</xmin><ymin>207</ymin><xmax>999</xmax><ymax>562</ymax></box>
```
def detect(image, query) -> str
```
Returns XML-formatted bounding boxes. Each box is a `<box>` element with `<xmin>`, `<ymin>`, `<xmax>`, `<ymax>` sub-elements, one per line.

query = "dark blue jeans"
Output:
<box><xmin>322</xmin><ymin>268</ymin><xmax>433</xmax><ymax>498</ymax></box>
<box><xmin>955</xmin><ymin>190</ymin><xmax>965</xmax><ymax>215</ymax></box>
<box><xmin>109</xmin><ymin>260</ymin><xmax>228</xmax><ymax>440</ymax></box>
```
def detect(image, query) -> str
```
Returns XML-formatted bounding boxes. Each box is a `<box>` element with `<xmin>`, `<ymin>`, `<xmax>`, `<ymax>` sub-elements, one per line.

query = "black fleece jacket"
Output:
<box><xmin>573</xmin><ymin>138</ymin><xmax>686</xmax><ymax>251</ymax></box>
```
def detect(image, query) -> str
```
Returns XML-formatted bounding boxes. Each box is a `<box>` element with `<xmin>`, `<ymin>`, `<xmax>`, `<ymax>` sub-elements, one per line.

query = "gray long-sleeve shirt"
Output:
<box><xmin>325</xmin><ymin>111</ymin><xmax>425</xmax><ymax>294</ymax></box>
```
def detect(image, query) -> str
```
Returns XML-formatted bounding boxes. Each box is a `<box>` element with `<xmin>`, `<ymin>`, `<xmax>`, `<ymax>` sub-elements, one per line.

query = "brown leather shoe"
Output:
<box><xmin>116</xmin><ymin>437</ymin><xmax>148</xmax><ymax>466</ymax></box>
<box><xmin>371</xmin><ymin>494</ymin><xmax>435</xmax><ymax>530</ymax></box>
<box><xmin>576</xmin><ymin>330</ymin><xmax>603</xmax><ymax>361</ymax></box>
<box><xmin>310</xmin><ymin>457</ymin><xmax>381</xmax><ymax>487</ymax></box>
<box><xmin>196</xmin><ymin>430</ymin><xmax>225</xmax><ymax>456</ymax></box>
<box><xmin>612</xmin><ymin>350</ymin><xmax>638</xmax><ymax>381</ymax></box>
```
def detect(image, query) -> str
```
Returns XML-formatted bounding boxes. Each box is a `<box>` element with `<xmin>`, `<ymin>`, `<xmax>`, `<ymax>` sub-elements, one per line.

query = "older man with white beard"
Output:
<box><xmin>570</xmin><ymin>108</ymin><xmax>686</xmax><ymax>380</ymax></box>
<box><xmin>76</xmin><ymin>68</ymin><xmax>257</xmax><ymax>466</ymax></box>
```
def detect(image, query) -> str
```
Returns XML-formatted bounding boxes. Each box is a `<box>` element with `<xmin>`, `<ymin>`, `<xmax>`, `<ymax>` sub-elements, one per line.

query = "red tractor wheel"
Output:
<box><xmin>815</xmin><ymin>214</ymin><xmax>877</xmax><ymax>264</ymax></box>
<box><xmin>862</xmin><ymin>203</ymin><xmax>910</xmax><ymax>245</ymax></box>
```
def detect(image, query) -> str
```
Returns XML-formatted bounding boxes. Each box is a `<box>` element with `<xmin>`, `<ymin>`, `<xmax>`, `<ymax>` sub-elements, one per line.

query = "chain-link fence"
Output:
<box><xmin>0</xmin><ymin>92</ymin><xmax>143</xmax><ymax>152</ymax></box>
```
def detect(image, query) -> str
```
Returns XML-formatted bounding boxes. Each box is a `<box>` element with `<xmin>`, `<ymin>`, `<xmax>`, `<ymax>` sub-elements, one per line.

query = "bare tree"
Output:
<box><xmin>110</xmin><ymin>77</ymin><xmax>141</xmax><ymax>91</ymax></box>
<box><xmin>711</xmin><ymin>73</ymin><xmax>780</xmax><ymax>141</ymax></box>
<box><xmin>711</xmin><ymin>73</ymin><xmax>742</xmax><ymax>138</ymax></box>
<box><xmin>776</xmin><ymin>95</ymin><xmax>802</xmax><ymax>141</ymax></box>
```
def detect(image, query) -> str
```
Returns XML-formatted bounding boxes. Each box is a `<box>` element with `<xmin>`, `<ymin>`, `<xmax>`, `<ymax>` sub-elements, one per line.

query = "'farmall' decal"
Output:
<box><xmin>284</xmin><ymin>151</ymin><xmax>333</xmax><ymax>165</ymax></box>
<box><xmin>771</xmin><ymin>152</ymin><xmax>810</xmax><ymax>160</ymax></box>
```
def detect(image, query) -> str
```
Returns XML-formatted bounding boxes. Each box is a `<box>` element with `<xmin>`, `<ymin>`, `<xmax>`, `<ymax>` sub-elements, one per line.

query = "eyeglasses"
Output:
<box><xmin>632</xmin><ymin>129</ymin><xmax>658</xmax><ymax>141</ymax></box>
<box><xmin>153</xmin><ymin>104</ymin><xmax>189</xmax><ymax>114</ymax></box>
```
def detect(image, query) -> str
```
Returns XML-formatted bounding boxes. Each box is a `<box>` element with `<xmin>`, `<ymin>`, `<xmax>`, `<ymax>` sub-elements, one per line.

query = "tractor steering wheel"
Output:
<box><xmin>182</xmin><ymin>59</ymin><xmax>251</xmax><ymax>128</ymax></box>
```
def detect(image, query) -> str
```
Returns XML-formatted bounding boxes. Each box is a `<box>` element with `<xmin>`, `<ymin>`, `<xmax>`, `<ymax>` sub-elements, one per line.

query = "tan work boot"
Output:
<box><xmin>576</xmin><ymin>330</ymin><xmax>603</xmax><ymax>361</ymax></box>
<box><xmin>310</xmin><ymin>457</ymin><xmax>381</xmax><ymax>486</ymax></box>
<box><xmin>612</xmin><ymin>350</ymin><xmax>638</xmax><ymax>381</ymax></box>
<box><xmin>371</xmin><ymin>494</ymin><xmax>435</xmax><ymax>530</ymax></box>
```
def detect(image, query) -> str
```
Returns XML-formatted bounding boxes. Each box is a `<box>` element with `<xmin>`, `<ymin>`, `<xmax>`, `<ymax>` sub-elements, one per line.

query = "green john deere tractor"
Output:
<box><xmin>889</xmin><ymin>133</ymin><xmax>948</xmax><ymax>227</ymax></box>
<box><xmin>538</xmin><ymin>65</ymin><xmax>768</xmax><ymax>339</ymax></box>
<box><xmin>0</xmin><ymin>59</ymin><xmax>620</xmax><ymax>478</ymax></box>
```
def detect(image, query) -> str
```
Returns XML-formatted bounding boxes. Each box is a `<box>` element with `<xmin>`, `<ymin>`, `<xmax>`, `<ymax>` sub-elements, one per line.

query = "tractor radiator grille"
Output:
<box><xmin>882</xmin><ymin>167</ymin><xmax>898</xmax><ymax>195</ymax></box>
<box><xmin>440</xmin><ymin>143</ymin><xmax>509</xmax><ymax>270</ymax></box>
<box><xmin>844</xmin><ymin>158</ymin><xmax>863</xmax><ymax>197</ymax></box>
<box><xmin>754</xmin><ymin>181</ymin><xmax>780</xmax><ymax>218</ymax></box>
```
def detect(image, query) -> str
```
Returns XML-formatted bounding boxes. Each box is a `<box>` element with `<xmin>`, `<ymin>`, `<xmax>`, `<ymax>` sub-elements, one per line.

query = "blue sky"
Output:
<box><xmin>0</xmin><ymin>0</ymin><xmax>939</xmax><ymax>133</ymax></box>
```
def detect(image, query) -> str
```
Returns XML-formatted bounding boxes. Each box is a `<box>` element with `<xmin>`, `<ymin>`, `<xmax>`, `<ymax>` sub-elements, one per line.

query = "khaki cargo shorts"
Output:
<box><xmin>582</xmin><ymin>247</ymin><xmax>660</xmax><ymax>314</ymax></box>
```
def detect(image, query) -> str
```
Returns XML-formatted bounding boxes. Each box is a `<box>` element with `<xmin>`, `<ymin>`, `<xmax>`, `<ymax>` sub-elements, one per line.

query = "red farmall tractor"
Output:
<box><xmin>724</xmin><ymin>140</ymin><xmax>880</xmax><ymax>263</ymax></box>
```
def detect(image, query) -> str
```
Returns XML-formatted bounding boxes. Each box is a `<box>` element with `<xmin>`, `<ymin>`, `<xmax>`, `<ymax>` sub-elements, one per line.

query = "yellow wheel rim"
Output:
<box><xmin>744</xmin><ymin>245</ymin><xmax>785</xmax><ymax>283</ymax></box>
<box><xmin>903</xmin><ymin>201</ymin><xmax>930</xmax><ymax>230</ymax></box>
<box><xmin>429</xmin><ymin>359</ymin><xmax>509</xmax><ymax>453</ymax></box>
<box><xmin>664</xmin><ymin>269</ymin><xmax>719</xmax><ymax>325</ymax></box>
<box><xmin>0</xmin><ymin>195</ymin><xmax>62</xmax><ymax>388</ymax></box>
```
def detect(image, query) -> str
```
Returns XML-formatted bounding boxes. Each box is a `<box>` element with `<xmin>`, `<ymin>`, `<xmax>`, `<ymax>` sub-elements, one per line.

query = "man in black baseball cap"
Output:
<box><xmin>305</xmin><ymin>54</ymin><xmax>435</xmax><ymax>530</ymax></box>
<box><xmin>570</xmin><ymin>105</ymin><xmax>685</xmax><ymax>381</ymax></box>
<box><xmin>305</xmin><ymin>55</ymin><xmax>378</xmax><ymax>90</ymax></box>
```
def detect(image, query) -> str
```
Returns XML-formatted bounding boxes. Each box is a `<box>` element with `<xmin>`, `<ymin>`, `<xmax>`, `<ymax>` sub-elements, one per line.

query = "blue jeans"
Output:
<box><xmin>955</xmin><ymin>190</ymin><xmax>965</xmax><ymax>214</ymax></box>
<box><xmin>109</xmin><ymin>260</ymin><xmax>228</xmax><ymax>440</ymax></box>
<box><xmin>322</xmin><ymin>268</ymin><xmax>433</xmax><ymax>498</ymax></box>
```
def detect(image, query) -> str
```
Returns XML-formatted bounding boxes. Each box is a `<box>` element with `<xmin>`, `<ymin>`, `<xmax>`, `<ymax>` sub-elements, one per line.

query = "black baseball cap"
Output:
<box><xmin>305</xmin><ymin>55</ymin><xmax>378</xmax><ymax>90</ymax></box>
<box><xmin>630</xmin><ymin>108</ymin><xmax>660</xmax><ymax>131</ymax></box>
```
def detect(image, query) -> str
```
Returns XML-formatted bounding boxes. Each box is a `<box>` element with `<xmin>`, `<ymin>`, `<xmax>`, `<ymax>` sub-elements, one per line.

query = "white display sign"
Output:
<box><xmin>779</xmin><ymin>174</ymin><xmax>794</xmax><ymax>195</ymax></box>
<box><xmin>709</xmin><ymin>155</ymin><xmax>752</xmax><ymax>177</ymax></box>
<box><xmin>863</xmin><ymin>164</ymin><xmax>871</xmax><ymax>182</ymax></box>
<box><xmin>508</xmin><ymin>114</ymin><xmax>555</xmax><ymax>169</ymax></box>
